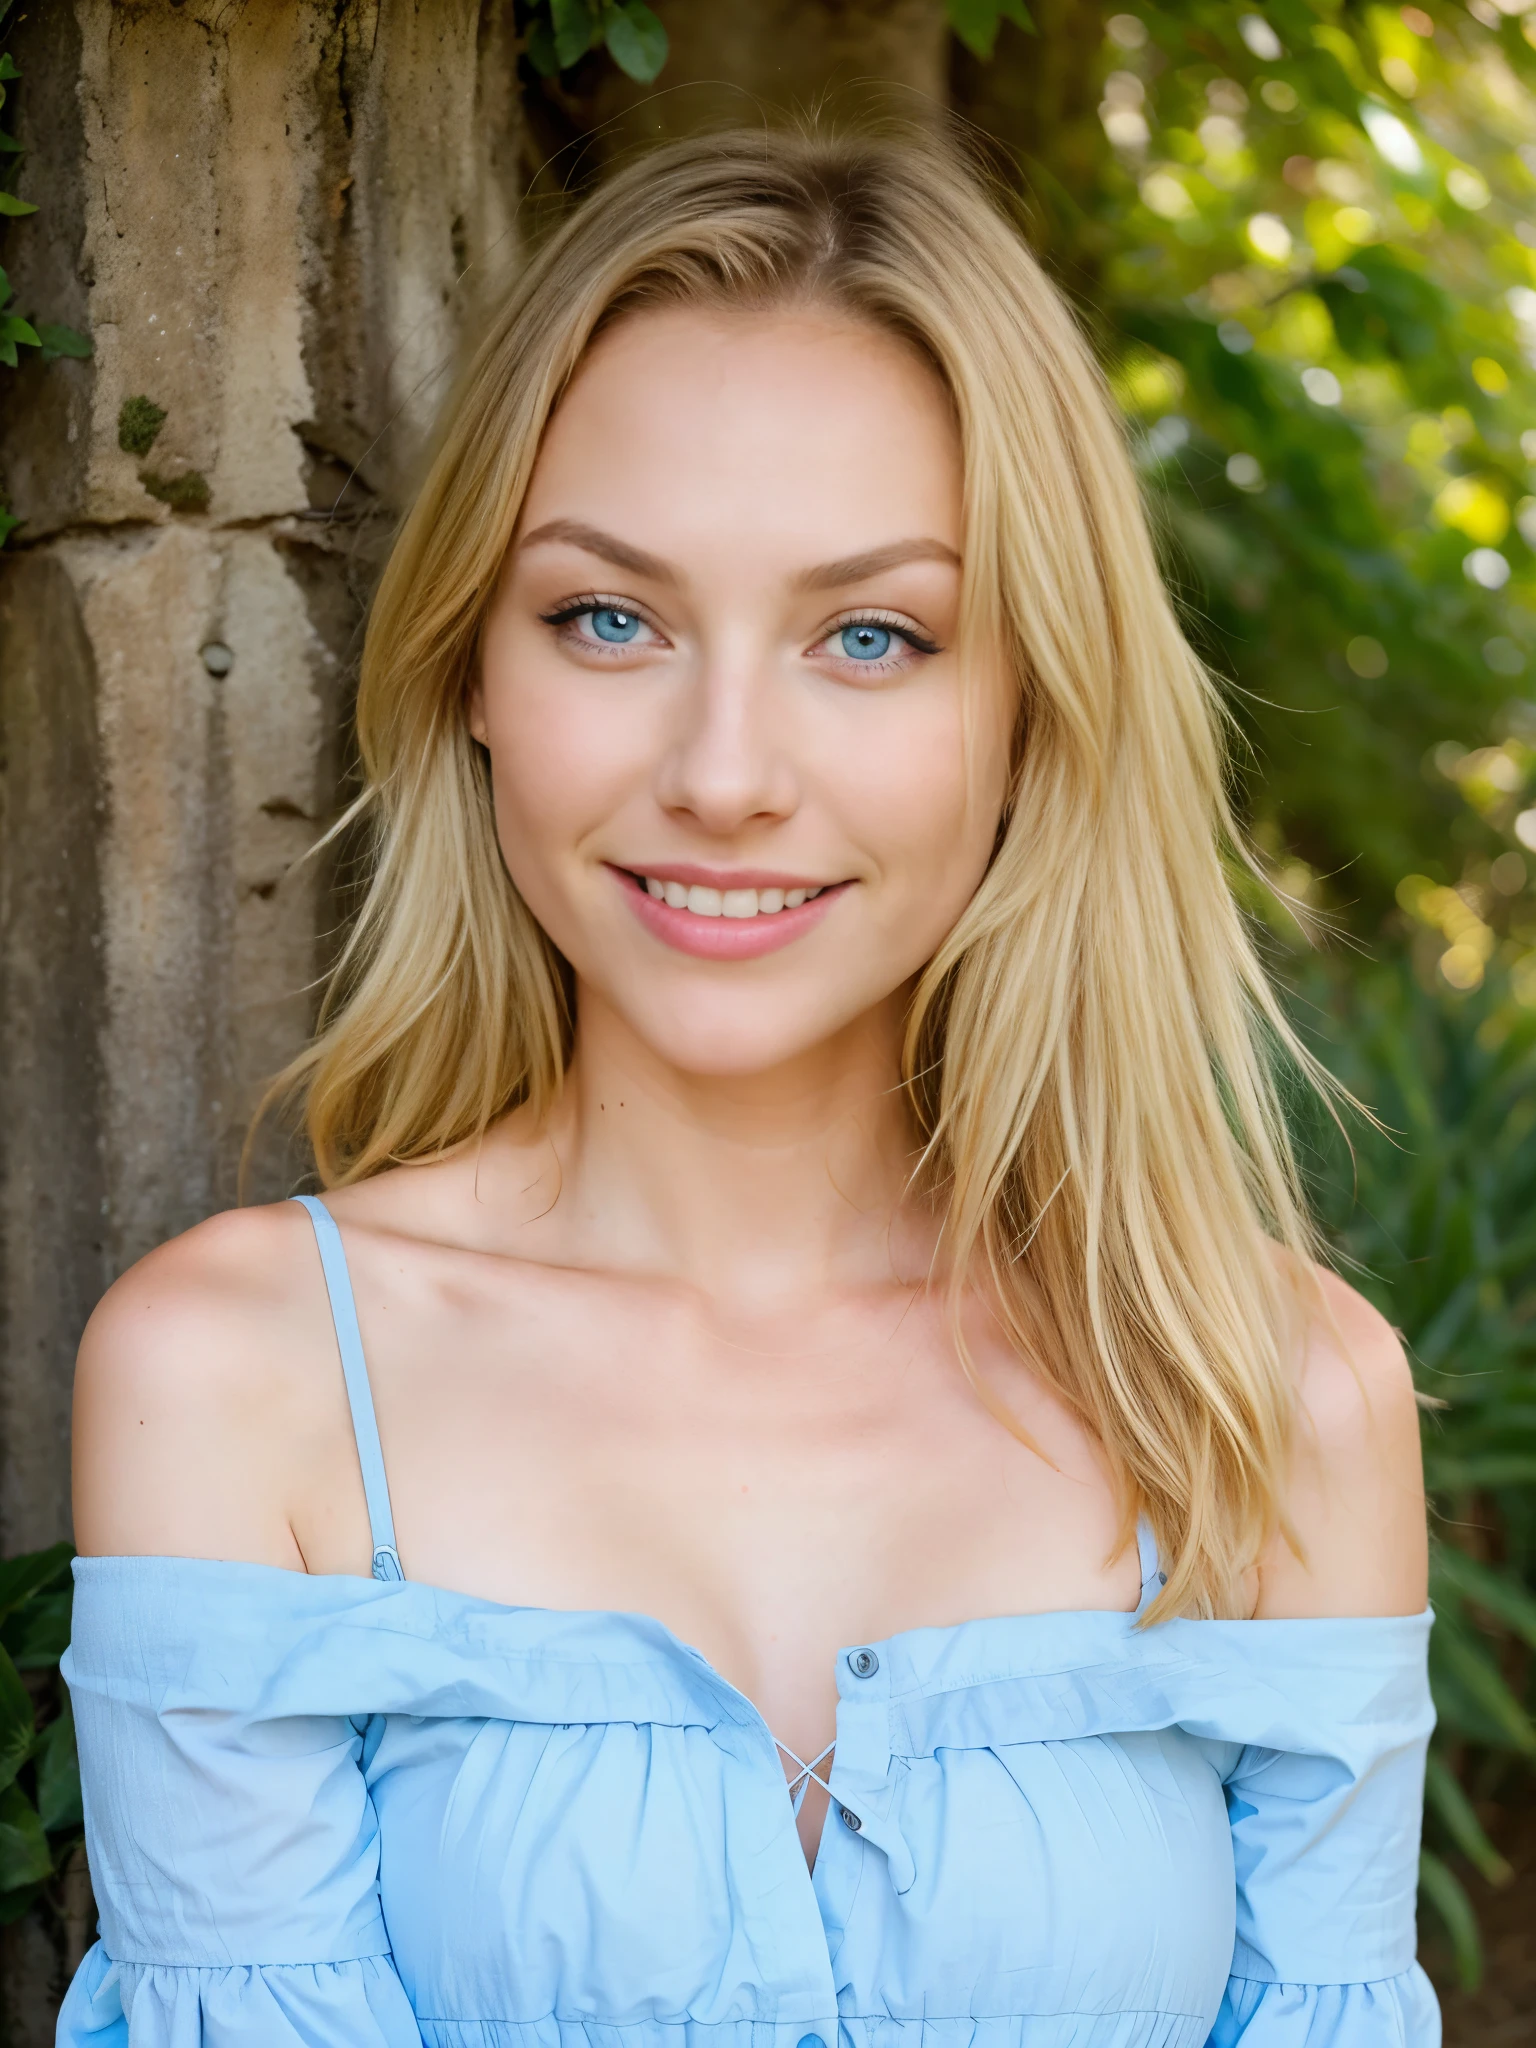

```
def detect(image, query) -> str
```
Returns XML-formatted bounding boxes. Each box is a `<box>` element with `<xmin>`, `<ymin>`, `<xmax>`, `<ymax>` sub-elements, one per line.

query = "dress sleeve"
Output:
<box><xmin>55</xmin><ymin>1565</ymin><xmax>423</xmax><ymax>2047</ymax></box>
<box><xmin>1206</xmin><ymin>1702</ymin><xmax>1440</xmax><ymax>2047</ymax></box>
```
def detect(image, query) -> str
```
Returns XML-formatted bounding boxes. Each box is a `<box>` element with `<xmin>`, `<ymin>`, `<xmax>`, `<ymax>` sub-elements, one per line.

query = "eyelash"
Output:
<box><xmin>537</xmin><ymin>596</ymin><xmax>941</xmax><ymax>670</ymax></box>
<box><xmin>817</xmin><ymin>608</ymin><xmax>941</xmax><ymax>668</ymax></box>
<box><xmin>538</xmin><ymin>594</ymin><xmax>666</xmax><ymax>644</ymax></box>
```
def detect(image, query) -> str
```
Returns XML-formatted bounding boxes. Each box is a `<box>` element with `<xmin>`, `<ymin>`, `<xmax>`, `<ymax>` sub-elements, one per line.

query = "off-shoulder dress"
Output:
<box><xmin>57</xmin><ymin>1195</ymin><xmax>1439</xmax><ymax>2048</ymax></box>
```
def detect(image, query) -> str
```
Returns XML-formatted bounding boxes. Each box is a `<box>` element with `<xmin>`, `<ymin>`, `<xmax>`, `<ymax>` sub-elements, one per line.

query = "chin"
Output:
<box><xmin>615</xmin><ymin>989</ymin><xmax>886</xmax><ymax>1081</ymax></box>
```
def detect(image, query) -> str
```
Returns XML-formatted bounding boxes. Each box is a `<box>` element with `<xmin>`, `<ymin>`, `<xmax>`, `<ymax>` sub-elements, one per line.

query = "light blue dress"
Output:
<box><xmin>57</xmin><ymin>1196</ymin><xmax>1439</xmax><ymax>2048</ymax></box>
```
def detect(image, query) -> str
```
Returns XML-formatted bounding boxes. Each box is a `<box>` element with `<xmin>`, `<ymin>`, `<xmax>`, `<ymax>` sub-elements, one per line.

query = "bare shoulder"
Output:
<box><xmin>72</xmin><ymin>1200</ymin><xmax>345</xmax><ymax>1566</ymax></box>
<box><xmin>1291</xmin><ymin>1262</ymin><xmax>1420</xmax><ymax>1453</ymax></box>
<box><xmin>1254</xmin><ymin>1259</ymin><xmax>1427</xmax><ymax>1618</ymax></box>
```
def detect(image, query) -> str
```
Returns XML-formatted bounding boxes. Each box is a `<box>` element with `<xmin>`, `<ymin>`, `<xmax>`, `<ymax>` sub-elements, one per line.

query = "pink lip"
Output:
<box><xmin>607</xmin><ymin>865</ymin><xmax>847</xmax><ymax>960</ymax></box>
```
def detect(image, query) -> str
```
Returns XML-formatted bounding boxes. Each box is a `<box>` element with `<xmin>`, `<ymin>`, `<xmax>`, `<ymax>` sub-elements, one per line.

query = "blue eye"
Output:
<box><xmin>590</xmin><ymin>606</ymin><xmax>640</xmax><ymax>643</ymax></box>
<box><xmin>839</xmin><ymin>623</ymin><xmax>893</xmax><ymax>661</ymax></box>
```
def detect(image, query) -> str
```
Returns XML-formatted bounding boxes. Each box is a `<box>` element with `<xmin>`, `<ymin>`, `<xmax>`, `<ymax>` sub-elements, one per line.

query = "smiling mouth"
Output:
<box><xmin>626</xmin><ymin>872</ymin><xmax>830</xmax><ymax>920</ymax></box>
<box><xmin>607</xmin><ymin>865</ymin><xmax>849</xmax><ymax>957</ymax></box>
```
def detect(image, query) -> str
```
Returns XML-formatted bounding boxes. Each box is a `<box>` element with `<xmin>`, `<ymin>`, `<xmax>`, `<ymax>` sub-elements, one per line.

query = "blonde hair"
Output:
<box><xmin>276</xmin><ymin>126</ymin><xmax>1326</xmax><ymax>1619</ymax></box>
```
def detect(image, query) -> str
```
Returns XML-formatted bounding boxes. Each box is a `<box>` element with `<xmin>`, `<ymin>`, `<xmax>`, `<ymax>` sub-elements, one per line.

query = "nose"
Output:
<box><xmin>653</xmin><ymin>646</ymin><xmax>800</xmax><ymax>837</ymax></box>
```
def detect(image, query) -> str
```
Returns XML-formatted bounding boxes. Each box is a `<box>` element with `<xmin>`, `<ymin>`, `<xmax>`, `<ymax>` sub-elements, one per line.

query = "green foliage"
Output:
<box><xmin>1418</xmin><ymin>1846</ymin><xmax>1485</xmax><ymax>1991</ymax></box>
<box><xmin>0</xmin><ymin>11</ymin><xmax>93</xmax><ymax>544</ymax></box>
<box><xmin>954</xmin><ymin>11</ymin><xmax>1536</xmax><ymax>1969</ymax></box>
<box><xmin>602</xmin><ymin>0</ymin><xmax>668</xmax><ymax>83</ymax></box>
<box><xmin>37</xmin><ymin>321</ymin><xmax>89</xmax><ymax>361</ymax></box>
<box><xmin>1296</xmin><ymin>955</ymin><xmax>1536</xmax><ymax>1978</ymax></box>
<box><xmin>1032</xmin><ymin>0</ymin><xmax>1536</xmax><ymax>935</ymax></box>
<box><xmin>0</xmin><ymin>1543</ymin><xmax>82</xmax><ymax>1929</ymax></box>
<box><xmin>947</xmin><ymin>0</ymin><xmax>1036</xmax><ymax>62</ymax></box>
<box><xmin>523</xmin><ymin>0</ymin><xmax>669</xmax><ymax>84</ymax></box>
<box><xmin>0</xmin><ymin>263</ymin><xmax>35</xmax><ymax>364</ymax></box>
<box><xmin>116</xmin><ymin>393</ymin><xmax>165</xmax><ymax>455</ymax></box>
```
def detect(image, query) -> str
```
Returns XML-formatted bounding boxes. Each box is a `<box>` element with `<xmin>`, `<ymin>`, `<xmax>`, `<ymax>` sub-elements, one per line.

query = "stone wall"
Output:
<box><xmin>0</xmin><ymin>0</ymin><xmax>953</xmax><ymax>1570</ymax></box>
<box><xmin>0</xmin><ymin>0</ymin><xmax>526</xmax><ymax>1568</ymax></box>
<box><xmin>0</xmin><ymin>1</ymin><xmax>948</xmax><ymax>2029</ymax></box>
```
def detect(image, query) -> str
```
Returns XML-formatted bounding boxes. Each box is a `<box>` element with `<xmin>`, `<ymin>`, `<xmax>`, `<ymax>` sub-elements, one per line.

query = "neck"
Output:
<box><xmin>512</xmin><ymin>984</ymin><xmax>928</xmax><ymax>1308</ymax></box>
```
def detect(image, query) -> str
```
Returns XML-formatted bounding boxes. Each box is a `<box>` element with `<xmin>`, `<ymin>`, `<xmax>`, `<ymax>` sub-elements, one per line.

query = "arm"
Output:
<box><xmin>58</xmin><ymin>1560</ymin><xmax>424</xmax><ymax>2046</ymax></box>
<box><xmin>1208</xmin><ymin>1265</ymin><xmax>1437</xmax><ymax>2046</ymax></box>
<box><xmin>1255</xmin><ymin>1263</ymin><xmax>1428</xmax><ymax>1619</ymax></box>
<box><xmin>62</xmin><ymin>1205</ymin><xmax>415</xmax><ymax>2043</ymax></box>
<box><xmin>72</xmin><ymin>1200</ymin><xmax>372</xmax><ymax>1574</ymax></box>
<box><xmin>1207</xmin><ymin>1693</ymin><xmax>1438</xmax><ymax>2047</ymax></box>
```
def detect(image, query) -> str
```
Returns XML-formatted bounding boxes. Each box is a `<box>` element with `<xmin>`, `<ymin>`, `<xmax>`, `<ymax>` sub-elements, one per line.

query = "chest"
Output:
<box><xmin>300</xmin><ymin>1263</ymin><xmax>1137</xmax><ymax>1733</ymax></box>
<box><xmin>364</xmin><ymin>1700</ymin><xmax>1237</xmax><ymax>2039</ymax></box>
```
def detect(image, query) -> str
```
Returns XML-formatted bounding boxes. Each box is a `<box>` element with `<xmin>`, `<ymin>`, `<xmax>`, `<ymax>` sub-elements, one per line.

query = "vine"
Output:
<box><xmin>522</xmin><ymin>0</ymin><xmax>671</xmax><ymax>84</ymax></box>
<box><xmin>517</xmin><ymin>0</ymin><xmax>1035</xmax><ymax>87</ymax></box>
<box><xmin>0</xmin><ymin>0</ymin><xmax>92</xmax><ymax>548</ymax></box>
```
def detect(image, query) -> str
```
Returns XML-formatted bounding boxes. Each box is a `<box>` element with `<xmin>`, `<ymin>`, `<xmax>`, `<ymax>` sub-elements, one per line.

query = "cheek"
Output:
<box><xmin>477</xmin><ymin>638</ymin><xmax>645</xmax><ymax>874</ymax></box>
<box><xmin>834</xmin><ymin>682</ymin><xmax>1010</xmax><ymax>918</ymax></box>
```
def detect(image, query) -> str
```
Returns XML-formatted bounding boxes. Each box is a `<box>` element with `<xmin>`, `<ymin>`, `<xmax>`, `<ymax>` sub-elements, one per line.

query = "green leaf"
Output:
<box><xmin>550</xmin><ymin>0</ymin><xmax>599</xmax><ymax>70</ymax></box>
<box><xmin>0</xmin><ymin>1647</ymin><xmax>33</xmax><ymax>1796</ymax></box>
<box><xmin>0</xmin><ymin>1881</ymin><xmax>42</xmax><ymax>1927</ymax></box>
<box><xmin>1424</xmin><ymin>1753</ymin><xmax>1511</xmax><ymax>1885</ymax></box>
<box><xmin>946</xmin><ymin>0</ymin><xmax>1033</xmax><ymax>60</ymax></box>
<box><xmin>3</xmin><ymin>1590</ymin><xmax>71</xmax><ymax>1670</ymax></box>
<box><xmin>0</xmin><ymin>1544</ymin><xmax>74</xmax><ymax>1622</ymax></box>
<box><xmin>0</xmin><ymin>190</ymin><xmax>36</xmax><ymax>217</ymax></box>
<box><xmin>1428</xmin><ymin>1454</ymin><xmax>1536</xmax><ymax>1489</ymax></box>
<box><xmin>0</xmin><ymin>1784</ymin><xmax>52</xmax><ymax>1891</ymax></box>
<box><xmin>35</xmin><ymin>1704</ymin><xmax>81</xmax><ymax>1835</ymax></box>
<box><xmin>37</xmin><ymin>322</ymin><xmax>92</xmax><ymax>362</ymax></box>
<box><xmin>0</xmin><ymin>56</ymin><xmax>19</xmax><ymax>84</ymax></box>
<box><xmin>1419</xmin><ymin>1850</ymin><xmax>1482</xmax><ymax>1991</ymax></box>
<box><xmin>0</xmin><ymin>131</ymin><xmax>22</xmax><ymax>155</ymax></box>
<box><xmin>0</xmin><ymin>312</ymin><xmax>38</xmax><ymax>349</ymax></box>
<box><xmin>947</xmin><ymin>0</ymin><xmax>1003</xmax><ymax>59</ymax></box>
<box><xmin>1431</xmin><ymin>1624</ymin><xmax>1536</xmax><ymax>1754</ymax></box>
<box><xmin>605</xmin><ymin>0</ymin><xmax>668</xmax><ymax>82</ymax></box>
<box><xmin>1431</xmin><ymin>1546</ymin><xmax>1536</xmax><ymax>1649</ymax></box>
<box><xmin>526</xmin><ymin>17</ymin><xmax>560</xmax><ymax>77</ymax></box>
<box><xmin>0</xmin><ymin>506</ymin><xmax>22</xmax><ymax>548</ymax></box>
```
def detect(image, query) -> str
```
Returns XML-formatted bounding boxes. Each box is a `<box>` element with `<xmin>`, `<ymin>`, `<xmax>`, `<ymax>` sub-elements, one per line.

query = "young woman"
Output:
<box><xmin>60</xmin><ymin>130</ymin><xmax>1433</xmax><ymax>2048</ymax></box>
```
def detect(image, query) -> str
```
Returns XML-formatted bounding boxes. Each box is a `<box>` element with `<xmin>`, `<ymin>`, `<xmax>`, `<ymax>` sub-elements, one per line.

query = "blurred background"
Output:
<box><xmin>2</xmin><ymin>0</ymin><xmax>1536</xmax><ymax>2038</ymax></box>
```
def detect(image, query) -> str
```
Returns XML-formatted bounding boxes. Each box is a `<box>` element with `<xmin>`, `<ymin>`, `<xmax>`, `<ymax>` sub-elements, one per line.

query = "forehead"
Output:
<box><xmin>520</xmin><ymin>304</ymin><xmax>962</xmax><ymax>567</ymax></box>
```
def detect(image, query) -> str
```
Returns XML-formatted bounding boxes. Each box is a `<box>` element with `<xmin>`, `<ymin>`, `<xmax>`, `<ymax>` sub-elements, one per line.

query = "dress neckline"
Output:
<box><xmin>71</xmin><ymin>1548</ymin><xmax>1433</xmax><ymax>1657</ymax></box>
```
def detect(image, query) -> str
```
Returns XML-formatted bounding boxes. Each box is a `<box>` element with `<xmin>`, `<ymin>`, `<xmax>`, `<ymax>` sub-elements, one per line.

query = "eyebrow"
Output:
<box><xmin>795</xmin><ymin>538</ymin><xmax>961</xmax><ymax>590</ymax></box>
<box><xmin>517</xmin><ymin>518</ymin><xmax>961</xmax><ymax>592</ymax></box>
<box><xmin>518</xmin><ymin>518</ymin><xmax>675</xmax><ymax>584</ymax></box>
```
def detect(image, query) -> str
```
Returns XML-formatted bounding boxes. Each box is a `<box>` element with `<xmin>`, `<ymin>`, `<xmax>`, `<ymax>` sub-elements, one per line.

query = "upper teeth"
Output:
<box><xmin>642</xmin><ymin>878</ymin><xmax>823</xmax><ymax>917</ymax></box>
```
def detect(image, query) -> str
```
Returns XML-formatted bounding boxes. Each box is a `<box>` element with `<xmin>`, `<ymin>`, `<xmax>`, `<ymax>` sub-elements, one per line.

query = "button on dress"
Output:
<box><xmin>57</xmin><ymin>1196</ymin><xmax>1439</xmax><ymax>2047</ymax></box>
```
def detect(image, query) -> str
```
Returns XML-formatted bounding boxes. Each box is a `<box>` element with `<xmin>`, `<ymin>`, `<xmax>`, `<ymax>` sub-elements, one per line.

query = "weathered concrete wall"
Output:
<box><xmin>0</xmin><ymin>1</ymin><xmax>527</xmax><ymax>2031</ymax></box>
<box><xmin>0</xmin><ymin>0</ymin><xmax>960</xmax><ymax>1576</ymax></box>
<box><xmin>0</xmin><ymin>0</ymin><xmax>956</xmax><ymax>2028</ymax></box>
<box><xmin>0</xmin><ymin>551</ymin><xmax>108</xmax><ymax>1576</ymax></box>
<box><xmin>0</xmin><ymin>0</ymin><xmax>526</xmax><ymax>1554</ymax></box>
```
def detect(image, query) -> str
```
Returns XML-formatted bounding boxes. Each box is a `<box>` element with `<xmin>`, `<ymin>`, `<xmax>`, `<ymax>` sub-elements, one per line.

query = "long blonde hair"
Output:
<box><xmin>277</xmin><ymin>126</ymin><xmax>1326</xmax><ymax>1619</ymax></box>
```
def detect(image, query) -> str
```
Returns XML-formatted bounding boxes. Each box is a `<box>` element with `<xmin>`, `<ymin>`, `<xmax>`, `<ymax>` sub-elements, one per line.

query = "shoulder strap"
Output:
<box><xmin>291</xmin><ymin>1195</ymin><xmax>404</xmax><ymax>1583</ymax></box>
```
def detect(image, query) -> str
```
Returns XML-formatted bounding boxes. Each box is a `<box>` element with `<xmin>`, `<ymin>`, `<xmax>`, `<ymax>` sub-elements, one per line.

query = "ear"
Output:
<box><xmin>466</xmin><ymin>674</ymin><xmax>489</xmax><ymax>747</ymax></box>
